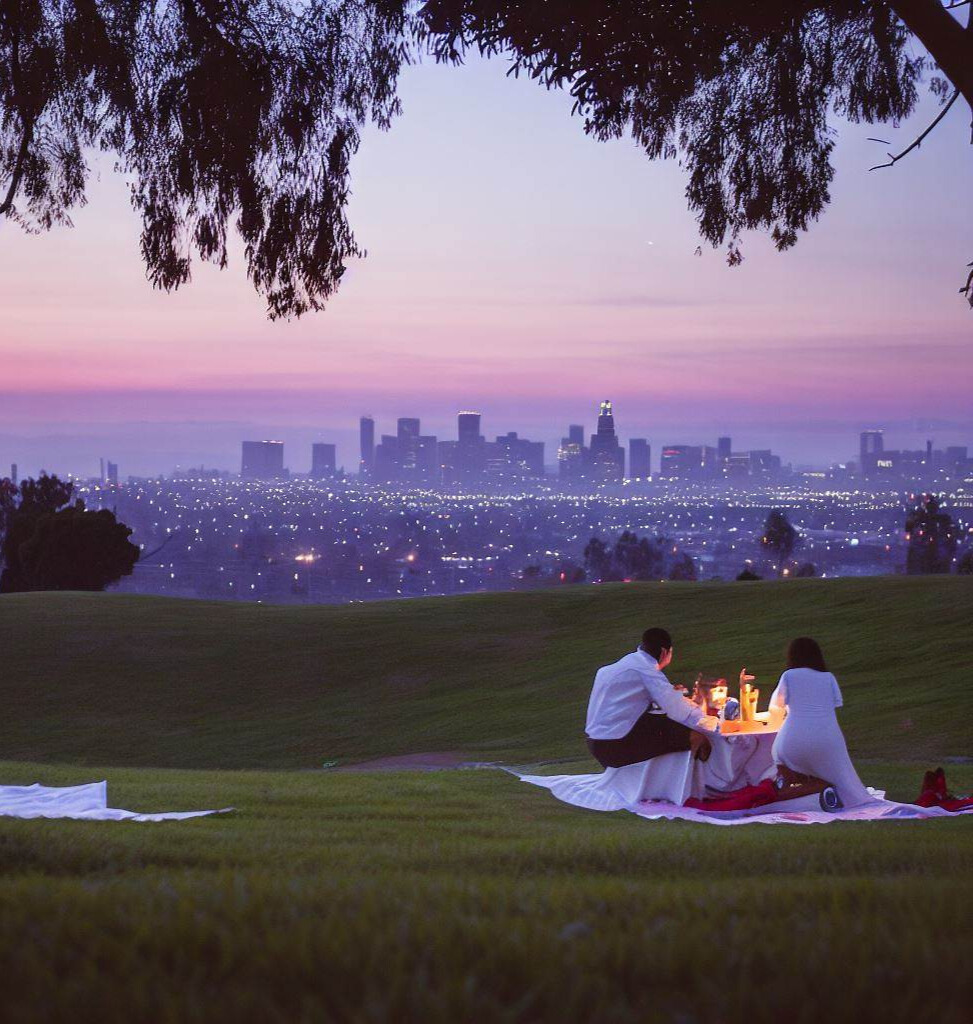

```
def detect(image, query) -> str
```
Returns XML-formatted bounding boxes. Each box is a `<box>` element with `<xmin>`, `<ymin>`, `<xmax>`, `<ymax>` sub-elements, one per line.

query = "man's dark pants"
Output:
<box><xmin>586</xmin><ymin>711</ymin><xmax>695</xmax><ymax>769</ymax></box>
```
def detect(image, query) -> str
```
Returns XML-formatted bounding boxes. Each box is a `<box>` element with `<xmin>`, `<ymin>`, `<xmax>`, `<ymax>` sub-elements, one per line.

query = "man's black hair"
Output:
<box><xmin>640</xmin><ymin>627</ymin><xmax>672</xmax><ymax>660</ymax></box>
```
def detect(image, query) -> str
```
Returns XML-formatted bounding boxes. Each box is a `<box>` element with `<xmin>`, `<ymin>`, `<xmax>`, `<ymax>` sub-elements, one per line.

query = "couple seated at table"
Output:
<box><xmin>584</xmin><ymin>627</ymin><xmax>871</xmax><ymax>808</ymax></box>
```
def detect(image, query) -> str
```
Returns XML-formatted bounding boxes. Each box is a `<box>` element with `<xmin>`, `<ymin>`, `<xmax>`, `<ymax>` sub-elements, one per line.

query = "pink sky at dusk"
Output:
<box><xmin>0</xmin><ymin>56</ymin><xmax>970</xmax><ymax>476</ymax></box>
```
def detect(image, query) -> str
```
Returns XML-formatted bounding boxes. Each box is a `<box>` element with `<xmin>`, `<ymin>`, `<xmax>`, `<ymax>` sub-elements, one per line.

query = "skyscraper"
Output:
<box><xmin>359</xmin><ymin>416</ymin><xmax>375</xmax><ymax>476</ymax></box>
<box><xmin>717</xmin><ymin>436</ymin><xmax>732</xmax><ymax>465</ymax></box>
<box><xmin>457</xmin><ymin>411</ymin><xmax>481</xmax><ymax>445</ymax></box>
<box><xmin>241</xmin><ymin>440</ymin><xmax>285</xmax><ymax>479</ymax></box>
<box><xmin>397</xmin><ymin>417</ymin><xmax>421</xmax><ymax>475</ymax></box>
<box><xmin>587</xmin><ymin>400</ymin><xmax>625</xmax><ymax>482</ymax></box>
<box><xmin>860</xmin><ymin>429</ymin><xmax>883</xmax><ymax>458</ymax></box>
<box><xmin>629</xmin><ymin>439</ymin><xmax>651</xmax><ymax>479</ymax></box>
<box><xmin>568</xmin><ymin>424</ymin><xmax>584</xmax><ymax>446</ymax></box>
<box><xmin>456</xmin><ymin>411</ymin><xmax>485</xmax><ymax>480</ymax></box>
<box><xmin>310</xmin><ymin>443</ymin><xmax>336</xmax><ymax>479</ymax></box>
<box><xmin>860</xmin><ymin>429</ymin><xmax>884</xmax><ymax>480</ymax></box>
<box><xmin>106</xmin><ymin>460</ymin><xmax>119</xmax><ymax>485</ymax></box>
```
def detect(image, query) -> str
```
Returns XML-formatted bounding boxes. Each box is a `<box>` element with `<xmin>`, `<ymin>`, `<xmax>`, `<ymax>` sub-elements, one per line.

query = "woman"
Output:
<box><xmin>769</xmin><ymin>637</ymin><xmax>873</xmax><ymax>808</ymax></box>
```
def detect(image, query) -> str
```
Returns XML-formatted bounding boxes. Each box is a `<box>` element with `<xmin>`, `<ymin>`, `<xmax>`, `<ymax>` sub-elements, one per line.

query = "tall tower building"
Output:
<box><xmin>359</xmin><ymin>416</ymin><xmax>375</xmax><ymax>476</ymax></box>
<box><xmin>587</xmin><ymin>400</ymin><xmax>624</xmax><ymax>482</ymax></box>
<box><xmin>717</xmin><ymin>436</ymin><xmax>732</xmax><ymax>465</ymax></box>
<box><xmin>568</xmin><ymin>424</ymin><xmax>584</xmax><ymax>446</ymax></box>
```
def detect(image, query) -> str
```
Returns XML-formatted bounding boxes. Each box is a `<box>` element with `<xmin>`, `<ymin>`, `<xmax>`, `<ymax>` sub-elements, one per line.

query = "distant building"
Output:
<box><xmin>717</xmin><ymin>436</ymin><xmax>732</xmax><ymax>466</ymax></box>
<box><xmin>628</xmin><ymin>439</ymin><xmax>651</xmax><ymax>479</ymax></box>
<box><xmin>9</xmin><ymin>463</ymin><xmax>17</xmax><ymax>485</ymax></box>
<box><xmin>416</xmin><ymin>435</ymin><xmax>440</xmax><ymax>484</ymax></box>
<box><xmin>661</xmin><ymin>445</ymin><xmax>702</xmax><ymax>478</ymax></box>
<box><xmin>373</xmin><ymin>434</ymin><xmax>399</xmax><ymax>481</ymax></box>
<box><xmin>241</xmin><ymin>440</ymin><xmax>285</xmax><ymax>479</ymax></box>
<box><xmin>455</xmin><ymin>411</ymin><xmax>486</xmax><ymax>481</ymax></box>
<box><xmin>106</xmin><ymin>460</ymin><xmax>119</xmax><ymax>485</ymax></box>
<box><xmin>748</xmin><ymin>449</ymin><xmax>781</xmax><ymax>478</ymax></box>
<box><xmin>310</xmin><ymin>443</ymin><xmax>336</xmax><ymax>479</ymax></box>
<box><xmin>586</xmin><ymin>400</ymin><xmax>625</xmax><ymax>482</ymax></box>
<box><xmin>359</xmin><ymin>416</ymin><xmax>375</xmax><ymax>476</ymax></box>
<box><xmin>558</xmin><ymin>438</ymin><xmax>585</xmax><ymax>481</ymax></box>
<box><xmin>860</xmin><ymin>429</ymin><xmax>884</xmax><ymax>479</ymax></box>
<box><xmin>489</xmin><ymin>432</ymin><xmax>545</xmax><ymax>480</ymax></box>
<box><xmin>397</xmin><ymin>418</ymin><xmax>421</xmax><ymax>477</ymax></box>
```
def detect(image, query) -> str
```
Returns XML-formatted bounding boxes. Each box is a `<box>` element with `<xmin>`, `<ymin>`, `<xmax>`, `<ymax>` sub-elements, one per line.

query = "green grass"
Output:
<box><xmin>1</xmin><ymin>581</ymin><xmax>971</xmax><ymax>1021</ymax></box>
<box><xmin>1</xmin><ymin>576</ymin><xmax>971</xmax><ymax>768</ymax></box>
<box><xmin>0</xmin><ymin>759</ymin><xmax>971</xmax><ymax>1023</ymax></box>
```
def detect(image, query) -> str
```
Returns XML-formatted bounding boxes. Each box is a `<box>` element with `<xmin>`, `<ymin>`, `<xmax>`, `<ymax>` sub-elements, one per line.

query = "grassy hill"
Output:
<box><xmin>1</xmin><ymin>578</ymin><xmax>972</xmax><ymax>1021</ymax></box>
<box><xmin>1</xmin><ymin>576</ymin><xmax>970</xmax><ymax>768</ymax></box>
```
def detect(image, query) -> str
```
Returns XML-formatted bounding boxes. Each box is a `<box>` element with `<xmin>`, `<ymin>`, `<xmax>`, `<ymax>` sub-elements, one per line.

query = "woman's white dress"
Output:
<box><xmin>770</xmin><ymin>668</ymin><xmax>872</xmax><ymax>807</ymax></box>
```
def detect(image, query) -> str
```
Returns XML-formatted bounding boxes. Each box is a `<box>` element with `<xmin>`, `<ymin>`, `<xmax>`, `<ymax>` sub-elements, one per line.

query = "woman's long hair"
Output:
<box><xmin>786</xmin><ymin>637</ymin><xmax>828</xmax><ymax>672</ymax></box>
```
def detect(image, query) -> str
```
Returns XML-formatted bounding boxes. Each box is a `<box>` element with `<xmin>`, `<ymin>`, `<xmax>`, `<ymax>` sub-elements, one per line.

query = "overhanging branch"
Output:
<box><xmin>868</xmin><ymin>88</ymin><xmax>959</xmax><ymax>169</ymax></box>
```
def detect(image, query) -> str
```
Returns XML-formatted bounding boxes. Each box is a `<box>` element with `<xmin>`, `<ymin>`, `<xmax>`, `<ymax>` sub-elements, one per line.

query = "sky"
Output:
<box><xmin>0</xmin><ymin>52</ymin><xmax>971</xmax><ymax>478</ymax></box>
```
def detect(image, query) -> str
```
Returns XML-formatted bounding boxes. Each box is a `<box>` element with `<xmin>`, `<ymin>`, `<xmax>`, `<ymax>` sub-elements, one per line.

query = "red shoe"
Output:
<box><xmin>685</xmin><ymin>779</ymin><xmax>777</xmax><ymax>812</ymax></box>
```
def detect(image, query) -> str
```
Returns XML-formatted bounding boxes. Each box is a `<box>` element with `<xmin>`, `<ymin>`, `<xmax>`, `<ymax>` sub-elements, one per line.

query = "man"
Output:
<box><xmin>585</xmin><ymin>627</ymin><xmax>717</xmax><ymax>768</ymax></box>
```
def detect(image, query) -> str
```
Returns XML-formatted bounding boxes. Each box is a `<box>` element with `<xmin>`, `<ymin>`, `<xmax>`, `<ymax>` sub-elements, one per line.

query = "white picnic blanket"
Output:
<box><xmin>515</xmin><ymin>767</ymin><xmax>973</xmax><ymax>826</ymax></box>
<box><xmin>0</xmin><ymin>782</ymin><xmax>231</xmax><ymax>822</ymax></box>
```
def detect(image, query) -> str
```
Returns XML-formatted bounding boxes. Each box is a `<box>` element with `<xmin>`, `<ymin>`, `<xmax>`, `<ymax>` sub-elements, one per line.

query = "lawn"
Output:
<box><xmin>0</xmin><ymin>759</ymin><xmax>971</xmax><ymax>1023</ymax></box>
<box><xmin>0</xmin><ymin>580</ymin><xmax>971</xmax><ymax>1021</ymax></box>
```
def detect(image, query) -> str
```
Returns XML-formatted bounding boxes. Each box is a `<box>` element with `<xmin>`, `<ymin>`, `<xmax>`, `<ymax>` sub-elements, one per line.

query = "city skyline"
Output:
<box><xmin>1</xmin><ymin>54</ymin><xmax>971</xmax><ymax>480</ymax></box>
<box><xmin>7</xmin><ymin>401</ymin><xmax>969</xmax><ymax>487</ymax></box>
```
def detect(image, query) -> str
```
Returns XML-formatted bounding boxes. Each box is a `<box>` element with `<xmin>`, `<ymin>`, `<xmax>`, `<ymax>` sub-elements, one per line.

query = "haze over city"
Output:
<box><xmin>2</xmin><ymin>55</ymin><xmax>970</xmax><ymax>479</ymax></box>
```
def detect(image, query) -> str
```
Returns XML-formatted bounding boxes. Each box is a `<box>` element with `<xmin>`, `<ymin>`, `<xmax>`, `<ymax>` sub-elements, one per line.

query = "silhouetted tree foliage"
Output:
<box><xmin>584</xmin><ymin>531</ymin><xmax>673</xmax><ymax>581</ymax></box>
<box><xmin>958</xmin><ymin>549</ymin><xmax>973</xmax><ymax>575</ymax></box>
<box><xmin>20</xmin><ymin>504</ymin><xmax>140</xmax><ymax>590</ymax></box>
<box><xmin>795</xmin><ymin>561</ymin><xmax>818</xmax><ymax>577</ymax></box>
<box><xmin>761</xmin><ymin>509</ymin><xmax>800</xmax><ymax>573</ymax></box>
<box><xmin>736</xmin><ymin>567</ymin><xmax>763</xmax><ymax>581</ymax></box>
<box><xmin>0</xmin><ymin>474</ymin><xmax>139</xmax><ymax>592</ymax></box>
<box><xmin>668</xmin><ymin>552</ymin><xmax>697</xmax><ymax>582</ymax></box>
<box><xmin>905</xmin><ymin>493</ymin><xmax>957</xmax><ymax>574</ymax></box>
<box><xmin>1</xmin><ymin>1</ymin><xmax>970</xmax><ymax>318</ymax></box>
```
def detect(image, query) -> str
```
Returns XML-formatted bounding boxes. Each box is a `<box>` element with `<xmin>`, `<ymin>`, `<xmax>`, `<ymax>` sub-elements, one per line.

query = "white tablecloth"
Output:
<box><xmin>518</xmin><ymin>729</ymin><xmax>777</xmax><ymax>812</ymax></box>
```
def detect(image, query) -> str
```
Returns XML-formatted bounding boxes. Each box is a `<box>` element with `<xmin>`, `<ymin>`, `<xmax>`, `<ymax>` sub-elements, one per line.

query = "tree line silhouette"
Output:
<box><xmin>0</xmin><ymin>474</ymin><xmax>138</xmax><ymax>592</ymax></box>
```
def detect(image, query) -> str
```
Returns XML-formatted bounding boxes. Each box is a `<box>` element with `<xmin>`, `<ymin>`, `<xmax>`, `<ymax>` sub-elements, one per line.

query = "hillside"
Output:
<box><xmin>1</xmin><ymin>577</ymin><xmax>970</xmax><ymax>768</ymax></box>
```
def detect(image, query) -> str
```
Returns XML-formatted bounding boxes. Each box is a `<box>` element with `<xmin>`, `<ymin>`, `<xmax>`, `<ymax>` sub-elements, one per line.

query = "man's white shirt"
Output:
<box><xmin>585</xmin><ymin>648</ymin><xmax>717</xmax><ymax>739</ymax></box>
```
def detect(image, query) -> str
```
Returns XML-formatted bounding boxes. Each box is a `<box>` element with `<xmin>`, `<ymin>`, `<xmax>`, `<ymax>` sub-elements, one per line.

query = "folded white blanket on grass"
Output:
<box><xmin>0</xmin><ymin>782</ymin><xmax>231</xmax><ymax>822</ymax></box>
<box><xmin>516</xmin><ymin>770</ymin><xmax>973</xmax><ymax>826</ymax></box>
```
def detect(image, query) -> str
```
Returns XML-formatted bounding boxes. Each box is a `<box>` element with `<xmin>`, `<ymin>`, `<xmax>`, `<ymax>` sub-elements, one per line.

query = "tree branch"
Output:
<box><xmin>887</xmin><ymin>0</ymin><xmax>973</xmax><ymax>107</ymax></box>
<box><xmin>868</xmin><ymin>88</ymin><xmax>959</xmax><ymax>168</ymax></box>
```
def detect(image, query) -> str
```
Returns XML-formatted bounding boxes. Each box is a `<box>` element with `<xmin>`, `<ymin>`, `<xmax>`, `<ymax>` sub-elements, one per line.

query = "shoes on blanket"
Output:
<box><xmin>684</xmin><ymin>778</ymin><xmax>777</xmax><ymax>812</ymax></box>
<box><xmin>915</xmin><ymin>767</ymin><xmax>973</xmax><ymax>812</ymax></box>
